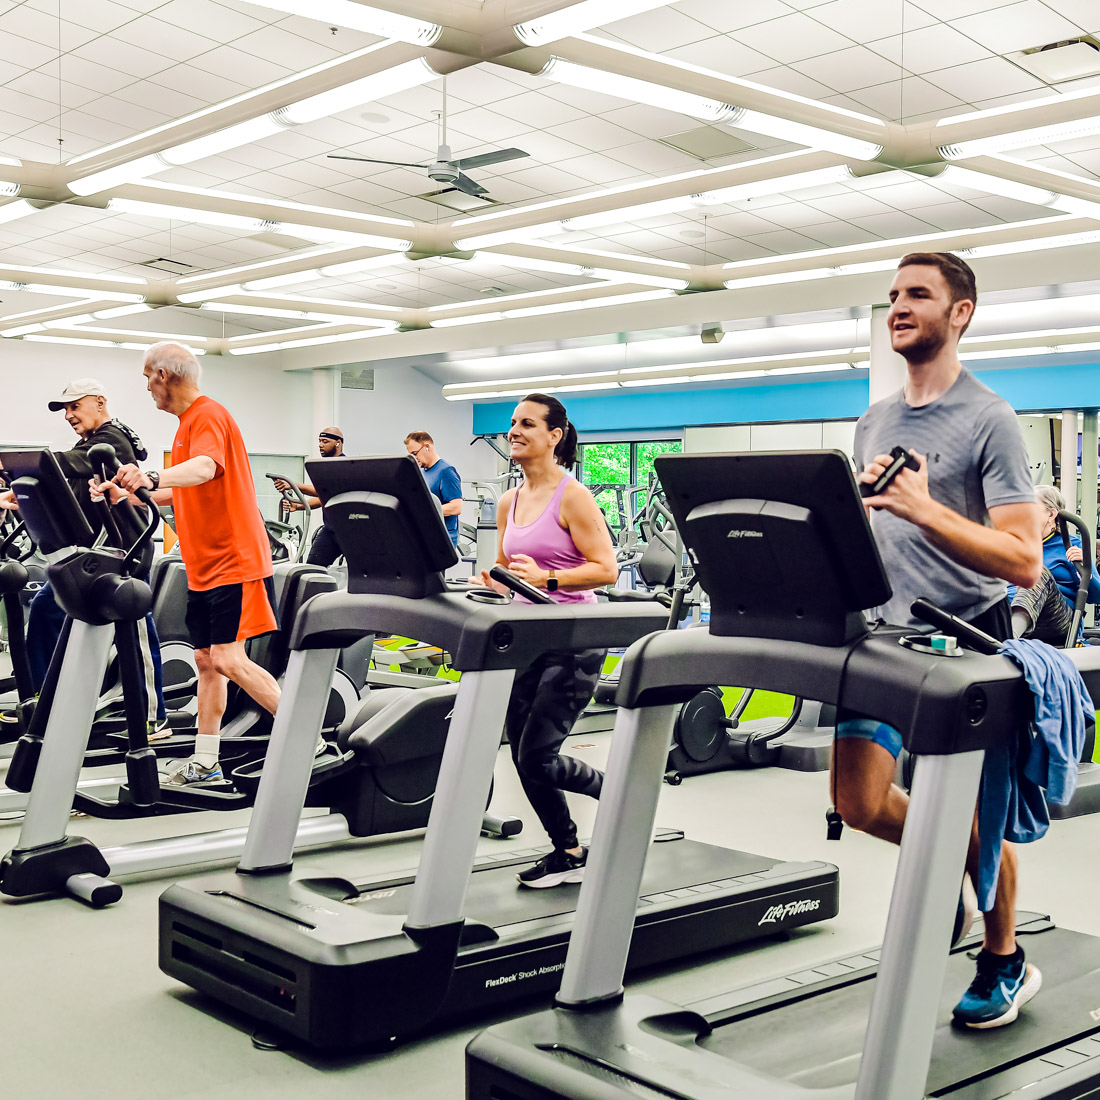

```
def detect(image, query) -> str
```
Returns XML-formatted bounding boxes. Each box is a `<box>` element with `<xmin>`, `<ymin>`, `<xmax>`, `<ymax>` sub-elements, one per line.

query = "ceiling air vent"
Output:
<box><xmin>1009</xmin><ymin>37</ymin><xmax>1100</xmax><ymax>84</ymax></box>
<box><xmin>139</xmin><ymin>257</ymin><xmax>195</xmax><ymax>274</ymax></box>
<box><xmin>658</xmin><ymin>126</ymin><xmax>757</xmax><ymax>161</ymax></box>
<box><xmin>341</xmin><ymin>367</ymin><xmax>375</xmax><ymax>391</ymax></box>
<box><xmin>418</xmin><ymin>188</ymin><xmax>498</xmax><ymax>212</ymax></box>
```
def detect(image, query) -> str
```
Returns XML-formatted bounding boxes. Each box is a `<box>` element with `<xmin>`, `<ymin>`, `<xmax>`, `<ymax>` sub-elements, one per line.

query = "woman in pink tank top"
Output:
<box><xmin>475</xmin><ymin>393</ymin><xmax>619</xmax><ymax>889</ymax></box>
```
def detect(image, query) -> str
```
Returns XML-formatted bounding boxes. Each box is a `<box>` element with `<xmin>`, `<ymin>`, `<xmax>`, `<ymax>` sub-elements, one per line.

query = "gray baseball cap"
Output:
<box><xmin>47</xmin><ymin>378</ymin><xmax>107</xmax><ymax>411</ymax></box>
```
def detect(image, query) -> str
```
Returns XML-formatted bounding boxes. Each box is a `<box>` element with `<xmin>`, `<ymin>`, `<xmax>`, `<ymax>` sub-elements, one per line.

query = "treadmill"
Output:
<box><xmin>467</xmin><ymin>449</ymin><xmax>1100</xmax><ymax>1100</ymax></box>
<box><xmin>158</xmin><ymin>455</ymin><xmax>840</xmax><ymax>1051</ymax></box>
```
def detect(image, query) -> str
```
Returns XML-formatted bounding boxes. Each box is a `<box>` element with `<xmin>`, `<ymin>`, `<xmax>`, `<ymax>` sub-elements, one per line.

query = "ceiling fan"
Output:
<box><xmin>327</xmin><ymin>78</ymin><xmax>529</xmax><ymax>199</ymax></box>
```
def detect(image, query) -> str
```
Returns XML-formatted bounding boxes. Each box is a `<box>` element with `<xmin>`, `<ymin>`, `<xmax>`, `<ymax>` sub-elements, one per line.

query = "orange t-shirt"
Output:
<box><xmin>171</xmin><ymin>395</ymin><xmax>272</xmax><ymax>592</ymax></box>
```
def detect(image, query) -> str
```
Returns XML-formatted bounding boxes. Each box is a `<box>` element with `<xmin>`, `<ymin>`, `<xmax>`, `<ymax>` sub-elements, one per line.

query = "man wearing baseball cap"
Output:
<box><xmin>0</xmin><ymin>378</ymin><xmax>167</xmax><ymax>731</ymax></box>
<box><xmin>272</xmin><ymin>426</ymin><xmax>346</xmax><ymax>566</ymax></box>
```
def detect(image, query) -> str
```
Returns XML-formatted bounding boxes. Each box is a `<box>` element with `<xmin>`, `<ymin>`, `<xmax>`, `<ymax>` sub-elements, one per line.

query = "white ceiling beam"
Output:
<box><xmin>950</xmin><ymin>156</ymin><xmax>1100</xmax><ymax>212</ymax></box>
<box><xmin>481</xmin><ymin>242</ymin><xmax>706</xmax><ymax>286</ymax></box>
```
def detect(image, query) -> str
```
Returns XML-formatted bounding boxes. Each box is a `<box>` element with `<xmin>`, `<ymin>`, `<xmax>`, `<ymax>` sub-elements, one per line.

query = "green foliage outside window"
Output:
<box><xmin>579</xmin><ymin>439</ymin><xmax>683</xmax><ymax>534</ymax></box>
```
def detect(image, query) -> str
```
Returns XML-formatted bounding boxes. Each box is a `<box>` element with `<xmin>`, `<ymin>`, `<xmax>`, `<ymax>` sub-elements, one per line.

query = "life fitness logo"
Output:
<box><xmin>758</xmin><ymin>898</ymin><xmax>821</xmax><ymax>926</ymax></box>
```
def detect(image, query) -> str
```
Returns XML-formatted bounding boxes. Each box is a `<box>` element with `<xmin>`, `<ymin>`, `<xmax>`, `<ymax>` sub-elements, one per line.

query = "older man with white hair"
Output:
<box><xmin>114</xmin><ymin>342</ymin><xmax>280</xmax><ymax>785</ymax></box>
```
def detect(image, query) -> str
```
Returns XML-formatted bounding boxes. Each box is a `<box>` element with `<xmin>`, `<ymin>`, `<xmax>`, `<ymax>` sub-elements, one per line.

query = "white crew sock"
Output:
<box><xmin>193</xmin><ymin>734</ymin><xmax>220</xmax><ymax>768</ymax></box>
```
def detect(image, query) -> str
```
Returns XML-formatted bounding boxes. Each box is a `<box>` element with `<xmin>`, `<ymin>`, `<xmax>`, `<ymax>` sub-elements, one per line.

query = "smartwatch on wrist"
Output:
<box><xmin>546</xmin><ymin>569</ymin><xmax>559</xmax><ymax>592</ymax></box>
<box><xmin>147</xmin><ymin>471</ymin><xmax>160</xmax><ymax>490</ymax></box>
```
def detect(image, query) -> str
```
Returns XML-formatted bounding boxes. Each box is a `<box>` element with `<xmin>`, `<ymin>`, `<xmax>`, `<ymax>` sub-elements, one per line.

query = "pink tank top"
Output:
<box><xmin>502</xmin><ymin>473</ymin><xmax>597</xmax><ymax>605</ymax></box>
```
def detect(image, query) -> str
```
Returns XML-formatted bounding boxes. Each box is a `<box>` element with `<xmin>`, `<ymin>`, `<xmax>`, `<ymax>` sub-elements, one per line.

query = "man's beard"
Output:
<box><xmin>896</xmin><ymin>308</ymin><xmax>952</xmax><ymax>366</ymax></box>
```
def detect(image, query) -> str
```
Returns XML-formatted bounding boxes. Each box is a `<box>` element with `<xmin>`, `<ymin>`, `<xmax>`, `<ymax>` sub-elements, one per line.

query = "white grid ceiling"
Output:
<box><xmin>0</xmin><ymin>0</ymin><xmax>1098</xmax><ymax>346</ymax></box>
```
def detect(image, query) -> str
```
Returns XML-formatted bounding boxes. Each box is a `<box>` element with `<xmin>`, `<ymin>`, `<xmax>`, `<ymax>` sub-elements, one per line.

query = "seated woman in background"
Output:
<box><xmin>1010</xmin><ymin>485</ymin><xmax>1100</xmax><ymax>645</ymax></box>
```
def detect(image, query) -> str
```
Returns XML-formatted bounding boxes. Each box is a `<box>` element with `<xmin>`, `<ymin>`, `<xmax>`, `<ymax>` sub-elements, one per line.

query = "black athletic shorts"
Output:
<box><xmin>185</xmin><ymin>577</ymin><xmax>277</xmax><ymax>650</ymax></box>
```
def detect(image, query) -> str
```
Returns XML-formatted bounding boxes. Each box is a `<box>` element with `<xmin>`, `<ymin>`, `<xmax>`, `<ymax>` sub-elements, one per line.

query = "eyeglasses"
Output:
<box><xmin>407</xmin><ymin>443</ymin><xmax>426</xmax><ymax>458</ymax></box>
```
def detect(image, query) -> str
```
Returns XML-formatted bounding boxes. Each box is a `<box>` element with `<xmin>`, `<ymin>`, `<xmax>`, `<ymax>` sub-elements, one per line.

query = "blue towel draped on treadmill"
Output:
<box><xmin>976</xmin><ymin>638</ymin><xmax>1094</xmax><ymax>911</ymax></box>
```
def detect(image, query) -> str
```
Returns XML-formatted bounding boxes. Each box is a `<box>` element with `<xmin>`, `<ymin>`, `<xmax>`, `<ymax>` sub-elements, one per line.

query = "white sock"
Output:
<box><xmin>194</xmin><ymin>734</ymin><xmax>220</xmax><ymax>768</ymax></box>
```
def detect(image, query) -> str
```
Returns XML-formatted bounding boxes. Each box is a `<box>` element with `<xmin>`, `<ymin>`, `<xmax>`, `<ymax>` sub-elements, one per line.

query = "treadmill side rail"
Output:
<box><xmin>856</xmin><ymin>750</ymin><xmax>984</xmax><ymax>1100</ymax></box>
<box><xmin>558</xmin><ymin>704</ymin><xmax>678</xmax><ymax>1006</ymax></box>
<box><xmin>237</xmin><ymin>646</ymin><xmax>339</xmax><ymax>873</ymax></box>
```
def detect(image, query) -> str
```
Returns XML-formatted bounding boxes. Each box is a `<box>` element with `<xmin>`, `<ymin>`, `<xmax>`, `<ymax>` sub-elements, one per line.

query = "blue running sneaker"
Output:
<box><xmin>952</xmin><ymin>947</ymin><xmax>1042</xmax><ymax>1029</ymax></box>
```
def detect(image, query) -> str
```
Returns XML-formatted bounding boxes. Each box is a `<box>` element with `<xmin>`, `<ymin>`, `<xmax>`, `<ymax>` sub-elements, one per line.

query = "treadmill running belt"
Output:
<box><xmin>699</xmin><ymin>926</ymin><xmax>1100</xmax><ymax>1093</ymax></box>
<box><xmin>356</xmin><ymin>840</ymin><xmax>777</xmax><ymax>926</ymax></box>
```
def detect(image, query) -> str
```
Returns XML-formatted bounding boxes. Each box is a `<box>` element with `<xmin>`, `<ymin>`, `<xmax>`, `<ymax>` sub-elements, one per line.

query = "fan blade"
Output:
<box><xmin>450</xmin><ymin>148</ymin><xmax>529</xmax><ymax>170</ymax></box>
<box><xmin>327</xmin><ymin>155</ymin><xmax>428</xmax><ymax>168</ymax></box>
<box><xmin>453</xmin><ymin>173</ymin><xmax>489</xmax><ymax>197</ymax></box>
<box><xmin>453</xmin><ymin>173</ymin><xmax>492</xmax><ymax>198</ymax></box>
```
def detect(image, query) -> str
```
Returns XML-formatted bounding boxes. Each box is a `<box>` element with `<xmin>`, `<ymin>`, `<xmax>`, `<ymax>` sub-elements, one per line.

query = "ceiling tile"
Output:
<box><xmin>663</xmin><ymin>35</ymin><xmax>777</xmax><ymax>76</ymax></box>
<box><xmin>848</xmin><ymin>76</ymin><xmax>966</xmax><ymax>119</ymax></box>
<box><xmin>503</xmin><ymin>163</ymin><xmax>592</xmax><ymax>195</ymax></box>
<box><xmin>909</xmin><ymin>200</ymin><xmax>994</xmax><ymax>230</ymax></box>
<box><xmin>850</xmin><ymin>210</ymin><xmax>943</xmax><ymax>236</ymax></box>
<box><xmin>1040</xmin><ymin>0</ymin><xmax>1100</xmax><ymax>33</ymax></box>
<box><xmin>541</xmin><ymin>82</ymin><xmax>638</xmax><ymax>116</ymax></box>
<box><xmin>233</xmin><ymin>24</ymin><xmax>341</xmax><ymax>69</ymax></box>
<box><xmin>869</xmin><ymin>24</ymin><xmax>993</xmax><ymax>71</ymax></box>
<box><xmin>112</xmin><ymin>80</ymin><xmax>206</xmax><ymax>118</ymax></box>
<box><xmin>62</xmin><ymin>0</ymin><xmax>146</xmax><ymax>33</ymax></box>
<box><xmin>913</xmin><ymin>0</ymin><xmax>1006</xmax><ymax>16</ymax></box>
<box><xmin>498</xmin><ymin>129</ymin><xmax>591</xmax><ymax>167</ymax></box>
<box><xmin>598</xmin><ymin>7</ymin><xmax>713</xmax><ymax>52</ymax></box>
<box><xmin>3</xmin><ymin>5</ymin><xmax>98</xmax><ymax>48</ymax></box>
<box><xmin>159</xmin><ymin>63</ymin><xmax>250</xmax><ymax>104</ymax></box>
<box><xmin>0</xmin><ymin>30</ymin><xmax>57</xmax><ymax>69</ymax></box>
<box><xmin>745</xmin><ymin>66</ymin><xmax>837</xmax><ymax>101</ymax></box>
<box><xmin>734</xmin><ymin>12</ymin><xmax>856</xmax><ymax>63</ymax></box>
<box><xmin>0</xmin><ymin>89</ymin><xmax>57</xmax><ymax>124</ymax></box>
<box><xmin>71</xmin><ymin>35</ymin><xmax>173</xmax><ymax>80</ymax></box>
<box><xmin>155</xmin><ymin>0</ymin><xmax>266</xmax><ymax>38</ymax></box>
<box><xmin>79</xmin><ymin>95</ymin><xmax>174</xmax><ymax>133</ymax></box>
<box><xmin>807</xmin><ymin>0</ymin><xmax>937</xmax><ymax>40</ymax></box>
<box><xmin>188</xmin><ymin>43</ymin><xmax>290</xmax><ymax>85</ymax></box>
<box><xmin>952</xmin><ymin>1</ymin><xmax>1083</xmax><ymax>54</ymax></box>
<box><xmin>672</xmin><ymin>0</ymin><xmax>794</xmax><ymax>33</ymax></box>
<box><xmin>924</xmin><ymin>56</ymin><xmax>1046</xmax><ymax>101</ymax></box>
<box><xmin>446</xmin><ymin>107</ymin><xmax>531</xmax><ymax>143</ymax></box>
<box><xmin>111</xmin><ymin>15</ymin><xmax>221</xmax><ymax>61</ymax></box>
<box><xmin>490</xmin><ymin>90</ymin><xmax>588</xmax><ymax>128</ymax></box>
<box><xmin>610</xmin><ymin>138</ymin><xmax>705</xmax><ymax>174</ymax></box>
<box><xmin>755</xmin><ymin>201</ymin><xmax>834</xmax><ymax>228</ymax></box>
<box><xmin>550</xmin><ymin>152</ymin><xmax>639</xmax><ymax>185</ymax></box>
<box><xmin>795</xmin><ymin>46</ymin><xmax>905</xmax><ymax>93</ymax></box>
<box><xmin>545</xmin><ymin>116</ymin><xmax>643</xmax><ymax>154</ymax></box>
<box><xmin>743</xmin><ymin>228</ymin><xmax>831</xmax><ymax>252</ymax></box>
<box><xmin>8</xmin><ymin>69</ymin><xmax>100</xmax><ymax>111</ymax></box>
<box><xmin>804</xmin><ymin>191</ymin><xmax>897</xmax><ymax>218</ymax></box>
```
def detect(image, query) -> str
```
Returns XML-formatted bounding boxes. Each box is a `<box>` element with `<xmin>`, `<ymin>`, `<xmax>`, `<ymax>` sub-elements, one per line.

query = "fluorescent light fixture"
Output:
<box><xmin>515</xmin><ymin>0</ymin><xmax>672</xmax><ymax>45</ymax></box>
<box><xmin>201</xmin><ymin>302</ymin><xmax>398</xmax><ymax>325</ymax></box>
<box><xmin>20</xmin><ymin>334</ymin><xmax>199</xmax><ymax>352</ymax></box>
<box><xmin>316</xmin><ymin>254</ymin><xmax>408</xmax><ymax>278</ymax></box>
<box><xmin>238</xmin><ymin>254</ymin><xmax>407</xmax><ymax>291</ymax></box>
<box><xmin>158</xmin><ymin>116</ymin><xmax>284</xmax><ymax>167</ymax></box>
<box><xmin>272</xmin><ymin>58</ymin><xmax>436</xmax><ymax>126</ymax></box>
<box><xmin>698</xmin><ymin>165</ymin><xmax>852</xmax><ymax>206</ymax></box>
<box><xmin>939</xmin><ymin>115</ymin><xmax>1100</xmax><ymax>160</ymax></box>
<box><xmin>0</xmin><ymin>198</ymin><xmax>34</xmax><ymax>223</ymax></box>
<box><xmin>967</xmin><ymin>230</ymin><xmax>1100</xmax><ymax>257</ymax></box>
<box><xmin>70</xmin><ymin>58</ymin><xmax>437</xmax><ymax>195</ymax></box>
<box><xmin>1</xmin><ymin>324</ymin><xmax>46</xmax><ymax>337</ymax></box>
<box><xmin>539</xmin><ymin>57</ymin><xmax>735</xmax><ymax>122</ymax></box>
<box><xmin>92</xmin><ymin>303</ymin><xmax>154</xmax><ymax>320</ymax></box>
<box><xmin>432</xmin><ymin>312</ymin><xmax>507</xmax><ymax>328</ymax></box>
<box><xmin>486</xmin><ymin>251</ymin><xmax>688</xmax><ymax>289</ymax></box>
<box><xmin>0</xmin><ymin>156</ymin><xmax>19</xmax><ymax>168</ymax></box>
<box><xmin>503</xmin><ymin>289</ymin><xmax>670</xmax><ymax>318</ymax></box>
<box><xmin>0</xmin><ymin>182</ymin><xmax>17</xmax><ymax>197</ymax></box>
<box><xmin>238</xmin><ymin>0</ymin><xmax>441</xmax><ymax>45</ymax></box>
<box><xmin>725</xmin><ymin>267</ymin><xmax>832</xmax><ymax>290</ymax></box>
<box><xmin>0</xmin><ymin>282</ymin><xmax>145</xmax><ymax>302</ymax></box>
<box><xmin>227</xmin><ymin>327</ymin><xmax>393</xmax><ymax>354</ymax></box>
<box><xmin>177</xmin><ymin>284</ymin><xmax>245</xmax><ymax>304</ymax></box>
<box><xmin>109</xmin><ymin>199</ymin><xmax>410</xmax><ymax>249</ymax></box>
<box><xmin>537</xmin><ymin>57</ymin><xmax>881</xmax><ymax>160</ymax></box>
<box><xmin>536</xmin><ymin>244</ymin><xmax>692</xmax><ymax>270</ymax></box>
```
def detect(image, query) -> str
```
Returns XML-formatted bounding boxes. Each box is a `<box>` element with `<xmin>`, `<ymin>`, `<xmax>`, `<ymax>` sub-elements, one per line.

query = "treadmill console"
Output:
<box><xmin>655</xmin><ymin>450</ymin><xmax>890</xmax><ymax>646</ymax></box>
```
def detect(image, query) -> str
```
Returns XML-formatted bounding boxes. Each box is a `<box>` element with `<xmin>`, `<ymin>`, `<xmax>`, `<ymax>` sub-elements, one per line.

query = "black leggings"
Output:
<box><xmin>505</xmin><ymin>647</ymin><xmax>607</xmax><ymax>850</ymax></box>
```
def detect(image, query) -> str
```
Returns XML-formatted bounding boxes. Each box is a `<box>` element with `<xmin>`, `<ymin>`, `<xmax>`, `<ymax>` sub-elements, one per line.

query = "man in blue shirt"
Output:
<box><xmin>404</xmin><ymin>431</ymin><xmax>462</xmax><ymax>546</ymax></box>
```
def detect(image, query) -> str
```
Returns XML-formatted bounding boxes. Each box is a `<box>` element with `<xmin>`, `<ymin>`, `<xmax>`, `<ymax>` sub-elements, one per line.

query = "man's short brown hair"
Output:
<box><xmin>897</xmin><ymin>251</ymin><xmax>977</xmax><ymax>334</ymax></box>
<box><xmin>404</xmin><ymin>431</ymin><xmax>433</xmax><ymax>445</ymax></box>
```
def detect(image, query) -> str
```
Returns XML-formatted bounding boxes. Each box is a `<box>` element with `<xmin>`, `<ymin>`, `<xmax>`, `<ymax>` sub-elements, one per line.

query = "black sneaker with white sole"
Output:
<box><xmin>517</xmin><ymin>847</ymin><xmax>587</xmax><ymax>889</ymax></box>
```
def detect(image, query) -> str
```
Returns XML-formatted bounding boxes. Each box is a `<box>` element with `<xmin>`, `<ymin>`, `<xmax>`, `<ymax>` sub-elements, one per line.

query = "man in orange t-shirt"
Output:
<box><xmin>115</xmin><ymin>341</ymin><xmax>280</xmax><ymax>785</ymax></box>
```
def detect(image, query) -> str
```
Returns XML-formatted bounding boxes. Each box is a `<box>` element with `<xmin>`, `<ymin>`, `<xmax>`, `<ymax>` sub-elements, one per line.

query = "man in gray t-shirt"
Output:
<box><xmin>854</xmin><ymin>370</ymin><xmax>1035</xmax><ymax>628</ymax></box>
<box><xmin>835</xmin><ymin>252</ymin><xmax>1042</xmax><ymax>1032</ymax></box>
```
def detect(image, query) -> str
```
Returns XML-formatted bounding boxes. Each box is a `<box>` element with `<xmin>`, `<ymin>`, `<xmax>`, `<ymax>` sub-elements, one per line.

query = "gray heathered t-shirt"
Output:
<box><xmin>853</xmin><ymin>369</ymin><xmax>1034</xmax><ymax>629</ymax></box>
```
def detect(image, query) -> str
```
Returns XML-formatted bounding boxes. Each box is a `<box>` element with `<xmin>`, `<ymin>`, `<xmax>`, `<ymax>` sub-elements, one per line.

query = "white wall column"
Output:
<box><xmin>869</xmin><ymin>304</ymin><xmax>907</xmax><ymax>406</ymax></box>
<box><xmin>312</xmin><ymin>367</ymin><xmax>340</xmax><ymax>438</ymax></box>
<box><xmin>1081</xmin><ymin>410</ymin><xmax>1098</xmax><ymax>557</ymax></box>
<box><xmin>1060</xmin><ymin>410</ymin><xmax>1080</xmax><ymax>512</ymax></box>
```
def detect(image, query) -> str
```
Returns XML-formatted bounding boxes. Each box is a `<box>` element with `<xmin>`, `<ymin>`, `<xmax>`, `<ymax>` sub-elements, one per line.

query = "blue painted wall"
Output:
<box><xmin>471</xmin><ymin>360</ymin><xmax>1100</xmax><ymax>435</ymax></box>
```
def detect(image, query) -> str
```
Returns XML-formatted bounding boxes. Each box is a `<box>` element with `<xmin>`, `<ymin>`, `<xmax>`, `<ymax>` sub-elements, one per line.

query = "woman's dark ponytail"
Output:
<box><xmin>523</xmin><ymin>392</ymin><xmax>577</xmax><ymax>467</ymax></box>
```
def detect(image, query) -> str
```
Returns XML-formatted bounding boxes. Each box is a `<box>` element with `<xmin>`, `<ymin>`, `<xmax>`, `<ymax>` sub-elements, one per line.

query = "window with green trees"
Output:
<box><xmin>578</xmin><ymin>439</ymin><xmax>682</xmax><ymax>535</ymax></box>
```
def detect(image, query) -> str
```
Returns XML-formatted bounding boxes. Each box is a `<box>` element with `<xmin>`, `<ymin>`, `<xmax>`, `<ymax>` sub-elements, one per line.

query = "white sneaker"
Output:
<box><xmin>163</xmin><ymin>758</ymin><xmax>223</xmax><ymax>786</ymax></box>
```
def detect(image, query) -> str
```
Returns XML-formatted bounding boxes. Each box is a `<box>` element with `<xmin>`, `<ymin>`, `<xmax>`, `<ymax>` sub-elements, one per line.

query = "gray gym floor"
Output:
<box><xmin>2</xmin><ymin>725</ymin><xmax>1098</xmax><ymax>1099</ymax></box>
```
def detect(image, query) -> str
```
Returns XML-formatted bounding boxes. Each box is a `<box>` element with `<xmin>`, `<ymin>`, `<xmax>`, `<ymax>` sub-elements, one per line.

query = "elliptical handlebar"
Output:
<box><xmin>1056</xmin><ymin>508</ymin><xmax>1093</xmax><ymax>645</ymax></box>
<box><xmin>86</xmin><ymin>443</ymin><xmax>160</xmax><ymax>574</ymax></box>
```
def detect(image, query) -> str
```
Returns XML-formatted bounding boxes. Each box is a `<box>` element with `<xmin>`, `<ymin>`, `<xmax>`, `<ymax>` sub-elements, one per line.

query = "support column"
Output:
<box><xmin>1081</xmin><ymin>411</ymin><xmax>1098</xmax><ymax>567</ymax></box>
<box><xmin>1060</xmin><ymin>410</ymin><xmax>1079</xmax><ymax>512</ymax></box>
<box><xmin>869</xmin><ymin>305</ymin><xmax>907</xmax><ymax>406</ymax></box>
<box><xmin>312</xmin><ymin>367</ymin><xmax>340</xmax><ymax>438</ymax></box>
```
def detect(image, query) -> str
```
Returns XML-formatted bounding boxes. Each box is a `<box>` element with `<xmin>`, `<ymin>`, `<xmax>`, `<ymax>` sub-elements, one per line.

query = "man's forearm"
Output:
<box><xmin>919</xmin><ymin>502</ymin><xmax>1040</xmax><ymax>587</ymax></box>
<box><xmin>159</xmin><ymin>456</ymin><xmax>216</xmax><ymax>488</ymax></box>
<box><xmin>442</xmin><ymin>499</ymin><xmax>463</xmax><ymax>516</ymax></box>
